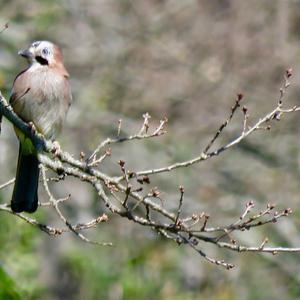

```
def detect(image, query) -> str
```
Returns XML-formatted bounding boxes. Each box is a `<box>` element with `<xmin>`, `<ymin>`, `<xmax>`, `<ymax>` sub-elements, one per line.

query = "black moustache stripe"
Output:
<box><xmin>35</xmin><ymin>56</ymin><xmax>48</xmax><ymax>65</ymax></box>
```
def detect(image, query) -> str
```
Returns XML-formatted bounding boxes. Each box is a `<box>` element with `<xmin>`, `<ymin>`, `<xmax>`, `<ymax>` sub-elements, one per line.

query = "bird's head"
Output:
<box><xmin>18</xmin><ymin>40</ymin><xmax>64</xmax><ymax>67</ymax></box>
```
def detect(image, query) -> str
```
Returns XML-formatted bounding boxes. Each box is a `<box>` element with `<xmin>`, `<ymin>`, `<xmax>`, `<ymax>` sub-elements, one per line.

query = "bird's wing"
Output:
<box><xmin>10</xmin><ymin>68</ymin><xmax>31</xmax><ymax>106</ymax></box>
<box><xmin>62</xmin><ymin>76</ymin><xmax>72</xmax><ymax>110</ymax></box>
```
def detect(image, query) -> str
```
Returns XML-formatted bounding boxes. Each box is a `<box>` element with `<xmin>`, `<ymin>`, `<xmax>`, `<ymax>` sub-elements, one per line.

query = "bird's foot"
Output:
<box><xmin>0</xmin><ymin>114</ymin><xmax>2</xmax><ymax>135</ymax></box>
<box><xmin>28</xmin><ymin>122</ymin><xmax>37</xmax><ymax>135</ymax></box>
<box><xmin>52</xmin><ymin>140</ymin><xmax>61</xmax><ymax>156</ymax></box>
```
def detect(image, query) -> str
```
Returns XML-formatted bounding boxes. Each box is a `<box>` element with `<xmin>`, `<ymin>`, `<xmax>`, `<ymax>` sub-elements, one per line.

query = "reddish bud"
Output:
<box><xmin>192</xmin><ymin>214</ymin><xmax>198</xmax><ymax>220</ymax></box>
<box><xmin>127</xmin><ymin>171</ymin><xmax>135</xmax><ymax>178</ymax></box>
<box><xmin>137</xmin><ymin>178</ymin><xmax>143</xmax><ymax>184</ymax></box>
<box><xmin>118</xmin><ymin>160</ymin><xmax>125</xmax><ymax>167</ymax></box>
<box><xmin>143</xmin><ymin>176</ymin><xmax>150</xmax><ymax>184</ymax></box>
<box><xmin>237</xmin><ymin>93</ymin><xmax>244</xmax><ymax>102</ymax></box>
<box><xmin>80</xmin><ymin>151</ymin><xmax>85</xmax><ymax>160</ymax></box>
<box><xmin>267</xmin><ymin>203</ymin><xmax>276</xmax><ymax>210</ymax></box>
<box><xmin>286</xmin><ymin>68</ymin><xmax>292</xmax><ymax>78</ymax></box>
<box><xmin>151</xmin><ymin>187</ymin><xmax>160</xmax><ymax>197</ymax></box>
<box><xmin>246</xmin><ymin>200</ymin><xmax>254</xmax><ymax>208</ymax></box>
<box><xmin>284</xmin><ymin>208</ymin><xmax>292</xmax><ymax>215</ymax></box>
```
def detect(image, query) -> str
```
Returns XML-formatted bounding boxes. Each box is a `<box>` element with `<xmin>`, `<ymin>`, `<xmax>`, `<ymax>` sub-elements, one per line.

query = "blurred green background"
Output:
<box><xmin>1</xmin><ymin>0</ymin><xmax>300</xmax><ymax>299</ymax></box>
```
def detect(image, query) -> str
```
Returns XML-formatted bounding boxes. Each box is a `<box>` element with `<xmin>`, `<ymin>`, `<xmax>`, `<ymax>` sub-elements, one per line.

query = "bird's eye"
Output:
<box><xmin>42</xmin><ymin>48</ymin><xmax>50</xmax><ymax>56</ymax></box>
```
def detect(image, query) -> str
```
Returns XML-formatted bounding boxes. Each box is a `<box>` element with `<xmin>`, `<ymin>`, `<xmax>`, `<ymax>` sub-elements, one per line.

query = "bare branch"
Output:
<box><xmin>1</xmin><ymin>69</ymin><xmax>300</xmax><ymax>268</ymax></box>
<box><xmin>0</xmin><ymin>178</ymin><xmax>15</xmax><ymax>190</ymax></box>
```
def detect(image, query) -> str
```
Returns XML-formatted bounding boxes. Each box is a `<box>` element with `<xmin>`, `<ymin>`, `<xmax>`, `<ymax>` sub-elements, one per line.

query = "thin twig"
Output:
<box><xmin>0</xmin><ymin>178</ymin><xmax>15</xmax><ymax>189</ymax></box>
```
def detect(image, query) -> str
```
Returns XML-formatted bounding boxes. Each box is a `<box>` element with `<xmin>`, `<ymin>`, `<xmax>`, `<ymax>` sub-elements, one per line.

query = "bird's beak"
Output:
<box><xmin>18</xmin><ymin>48</ymin><xmax>33</xmax><ymax>59</ymax></box>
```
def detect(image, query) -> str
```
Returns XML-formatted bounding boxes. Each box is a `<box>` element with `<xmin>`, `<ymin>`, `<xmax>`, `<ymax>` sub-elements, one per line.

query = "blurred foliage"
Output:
<box><xmin>2</xmin><ymin>0</ymin><xmax>300</xmax><ymax>299</ymax></box>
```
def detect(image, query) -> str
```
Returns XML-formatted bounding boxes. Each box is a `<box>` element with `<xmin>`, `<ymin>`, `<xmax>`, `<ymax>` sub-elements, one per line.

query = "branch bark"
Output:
<box><xmin>1</xmin><ymin>72</ymin><xmax>300</xmax><ymax>269</ymax></box>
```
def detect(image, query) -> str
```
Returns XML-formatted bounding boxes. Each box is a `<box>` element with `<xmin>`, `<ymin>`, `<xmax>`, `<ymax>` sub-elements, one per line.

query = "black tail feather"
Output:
<box><xmin>11</xmin><ymin>143</ymin><xmax>39</xmax><ymax>213</ymax></box>
<box><xmin>0</xmin><ymin>114</ymin><xmax>2</xmax><ymax>134</ymax></box>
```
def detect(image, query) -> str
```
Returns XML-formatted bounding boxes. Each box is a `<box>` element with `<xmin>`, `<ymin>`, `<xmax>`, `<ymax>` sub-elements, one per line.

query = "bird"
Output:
<box><xmin>10</xmin><ymin>40</ymin><xmax>72</xmax><ymax>213</ymax></box>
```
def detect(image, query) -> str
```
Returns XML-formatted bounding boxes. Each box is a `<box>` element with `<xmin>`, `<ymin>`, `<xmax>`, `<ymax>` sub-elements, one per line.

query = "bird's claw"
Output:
<box><xmin>28</xmin><ymin>122</ymin><xmax>37</xmax><ymax>135</ymax></box>
<box><xmin>51</xmin><ymin>140</ymin><xmax>61</xmax><ymax>156</ymax></box>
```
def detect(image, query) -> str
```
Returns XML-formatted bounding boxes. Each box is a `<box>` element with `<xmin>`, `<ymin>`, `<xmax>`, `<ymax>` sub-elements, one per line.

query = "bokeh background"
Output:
<box><xmin>1</xmin><ymin>0</ymin><xmax>300</xmax><ymax>299</ymax></box>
